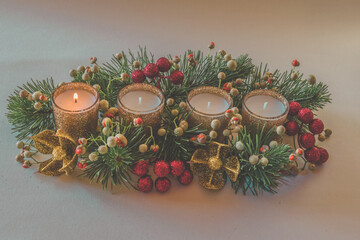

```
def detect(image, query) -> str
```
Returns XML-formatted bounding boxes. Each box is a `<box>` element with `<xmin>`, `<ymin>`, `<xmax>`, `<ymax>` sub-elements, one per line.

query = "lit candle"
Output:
<box><xmin>52</xmin><ymin>82</ymin><xmax>99</xmax><ymax>140</ymax></box>
<box><xmin>241</xmin><ymin>89</ymin><xmax>289</xmax><ymax>129</ymax></box>
<box><xmin>53</xmin><ymin>89</ymin><xmax>96</xmax><ymax>111</ymax></box>
<box><xmin>188</xmin><ymin>93</ymin><xmax>230</xmax><ymax>114</ymax></box>
<box><xmin>117</xmin><ymin>84</ymin><xmax>165</xmax><ymax>128</ymax></box>
<box><xmin>186</xmin><ymin>86</ymin><xmax>233</xmax><ymax>139</ymax></box>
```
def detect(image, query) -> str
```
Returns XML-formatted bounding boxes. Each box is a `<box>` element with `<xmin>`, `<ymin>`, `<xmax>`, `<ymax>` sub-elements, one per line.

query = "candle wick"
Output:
<box><xmin>207</xmin><ymin>101</ymin><xmax>211</xmax><ymax>109</ymax></box>
<box><xmin>263</xmin><ymin>102</ymin><xmax>268</xmax><ymax>111</ymax></box>
<box><xmin>139</xmin><ymin>97</ymin><xmax>142</xmax><ymax>105</ymax></box>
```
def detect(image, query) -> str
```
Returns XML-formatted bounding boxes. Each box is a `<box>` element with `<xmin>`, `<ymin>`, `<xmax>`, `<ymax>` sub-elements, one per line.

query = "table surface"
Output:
<box><xmin>1</xmin><ymin>0</ymin><xmax>359</xmax><ymax>239</ymax></box>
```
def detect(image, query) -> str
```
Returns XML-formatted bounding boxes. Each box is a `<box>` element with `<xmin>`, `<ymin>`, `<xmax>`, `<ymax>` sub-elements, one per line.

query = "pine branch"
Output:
<box><xmin>6</xmin><ymin>78</ymin><xmax>56</xmax><ymax>140</ymax></box>
<box><xmin>81</xmin><ymin>119</ymin><xmax>155</xmax><ymax>190</ymax></box>
<box><xmin>230</xmin><ymin>126</ymin><xmax>293</xmax><ymax>195</ymax></box>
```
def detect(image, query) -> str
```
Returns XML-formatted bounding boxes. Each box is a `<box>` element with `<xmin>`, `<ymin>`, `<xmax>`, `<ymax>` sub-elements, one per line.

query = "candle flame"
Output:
<box><xmin>74</xmin><ymin>93</ymin><xmax>78</xmax><ymax>103</ymax></box>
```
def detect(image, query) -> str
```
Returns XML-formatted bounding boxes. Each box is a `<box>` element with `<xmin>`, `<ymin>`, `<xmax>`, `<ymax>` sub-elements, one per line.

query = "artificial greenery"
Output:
<box><xmin>6</xmin><ymin>78</ymin><xmax>56</xmax><ymax>140</ymax></box>
<box><xmin>230</xmin><ymin>126</ymin><xmax>293</xmax><ymax>195</ymax></box>
<box><xmin>81</xmin><ymin>119</ymin><xmax>154</xmax><ymax>190</ymax></box>
<box><xmin>157</xmin><ymin>104</ymin><xmax>207</xmax><ymax>162</ymax></box>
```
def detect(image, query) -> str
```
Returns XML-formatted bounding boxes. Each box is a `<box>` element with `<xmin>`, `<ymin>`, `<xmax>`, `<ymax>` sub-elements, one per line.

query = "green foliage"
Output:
<box><xmin>157</xmin><ymin>104</ymin><xmax>207</xmax><ymax>162</ymax></box>
<box><xmin>6</xmin><ymin>78</ymin><xmax>56</xmax><ymax>140</ymax></box>
<box><xmin>230</xmin><ymin>126</ymin><xmax>293</xmax><ymax>195</ymax></box>
<box><xmin>81</xmin><ymin>119</ymin><xmax>154</xmax><ymax>191</ymax></box>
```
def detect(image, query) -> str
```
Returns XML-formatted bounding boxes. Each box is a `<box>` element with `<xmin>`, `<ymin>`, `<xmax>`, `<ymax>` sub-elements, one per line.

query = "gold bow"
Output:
<box><xmin>190</xmin><ymin>142</ymin><xmax>240</xmax><ymax>191</ymax></box>
<box><xmin>31</xmin><ymin>130</ymin><xmax>78</xmax><ymax>176</ymax></box>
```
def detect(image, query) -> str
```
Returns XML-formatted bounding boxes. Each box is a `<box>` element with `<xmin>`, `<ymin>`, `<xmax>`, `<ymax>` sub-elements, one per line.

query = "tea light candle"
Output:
<box><xmin>52</xmin><ymin>82</ymin><xmax>99</xmax><ymax>140</ymax></box>
<box><xmin>241</xmin><ymin>89</ymin><xmax>289</xmax><ymax>129</ymax></box>
<box><xmin>120</xmin><ymin>90</ymin><xmax>161</xmax><ymax>113</ymax></box>
<box><xmin>117</xmin><ymin>84</ymin><xmax>165</xmax><ymax>128</ymax></box>
<box><xmin>186</xmin><ymin>86</ymin><xmax>233</xmax><ymax>139</ymax></box>
<box><xmin>188</xmin><ymin>93</ymin><xmax>230</xmax><ymax>114</ymax></box>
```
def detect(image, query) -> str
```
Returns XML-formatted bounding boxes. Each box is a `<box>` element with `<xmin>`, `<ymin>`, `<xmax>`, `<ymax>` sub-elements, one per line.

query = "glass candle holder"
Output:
<box><xmin>52</xmin><ymin>82</ymin><xmax>99</xmax><ymax>141</ymax></box>
<box><xmin>241</xmin><ymin>89</ymin><xmax>289</xmax><ymax>130</ymax></box>
<box><xmin>117</xmin><ymin>83</ymin><xmax>165</xmax><ymax>129</ymax></box>
<box><xmin>186</xmin><ymin>86</ymin><xmax>233</xmax><ymax>135</ymax></box>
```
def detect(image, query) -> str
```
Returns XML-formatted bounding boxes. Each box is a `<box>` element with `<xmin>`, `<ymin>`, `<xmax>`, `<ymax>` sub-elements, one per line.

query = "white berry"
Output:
<box><xmin>249</xmin><ymin>155</ymin><xmax>259</xmax><ymax>165</ymax></box>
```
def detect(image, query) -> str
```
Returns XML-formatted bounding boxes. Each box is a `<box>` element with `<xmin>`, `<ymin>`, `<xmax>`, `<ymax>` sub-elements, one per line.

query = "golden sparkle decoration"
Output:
<box><xmin>31</xmin><ymin>129</ymin><xmax>78</xmax><ymax>176</ymax></box>
<box><xmin>190</xmin><ymin>142</ymin><xmax>240</xmax><ymax>191</ymax></box>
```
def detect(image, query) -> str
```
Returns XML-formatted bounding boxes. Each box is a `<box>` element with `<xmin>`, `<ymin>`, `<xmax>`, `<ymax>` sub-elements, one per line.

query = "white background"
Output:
<box><xmin>0</xmin><ymin>0</ymin><xmax>359</xmax><ymax>239</ymax></box>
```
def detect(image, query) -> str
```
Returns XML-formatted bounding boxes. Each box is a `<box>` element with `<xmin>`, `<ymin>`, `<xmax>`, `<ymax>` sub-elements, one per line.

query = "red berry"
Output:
<box><xmin>225</xmin><ymin>109</ymin><xmax>233</xmax><ymax>114</ymax></box>
<box><xmin>178</xmin><ymin>169</ymin><xmax>193</xmax><ymax>185</ymax></box>
<box><xmin>76</xmin><ymin>148</ymin><xmax>82</xmax><ymax>155</ymax></box>
<box><xmin>144</xmin><ymin>63</ymin><xmax>159</xmax><ymax>78</ymax></box>
<box><xmin>22</xmin><ymin>164</ymin><xmax>29</xmax><ymax>168</ymax></box>
<box><xmin>289</xmin><ymin>154</ymin><xmax>296</xmax><ymax>161</ymax></box>
<box><xmin>78</xmin><ymin>139</ymin><xmax>82</xmax><ymax>144</ymax></box>
<box><xmin>232</xmin><ymin>117</ymin><xmax>239</xmax><ymax>122</ymax></box>
<box><xmin>297</xmin><ymin>108</ymin><xmax>313</xmax><ymax>124</ymax></box>
<box><xmin>292</xmin><ymin>59</ymin><xmax>300</xmax><ymax>67</ymax></box>
<box><xmin>284</xmin><ymin>120</ymin><xmax>300</xmax><ymax>136</ymax></box>
<box><xmin>309</xmin><ymin>119</ymin><xmax>324</xmax><ymax>134</ymax></box>
<box><xmin>135</xmin><ymin>118</ymin><xmax>143</xmax><ymax>125</ymax></box>
<box><xmin>137</xmin><ymin>175</ymin><xmax>153</xmax><ymax>193</ymax></box>
<box><xmin>288</xmin><ymin>101</ymin><xmax>301</xmax><ymax>116</ymax></box>
<box><xmin>86</xmin><ymin>68</ymin><xmax>91</xmax><ymax>73</ymax></box>
<box><xmin>187</xmin><ymin>54</ymin><xmax>194</xmax><ymax>59</ymax></box>
<box><xmin>304</xmin><ymin>147</ymin><xmax>321</xmax><ymax>163</ymax></box>
<box><xmin>131</xmin><ymin>70</ymin><xmax>146</xmax><ymax>83</ymax></box>
<box><xmin>116</xmin><ymin>137</ymin><xmax>125</xmax><ymax>147</ymax></box>
<box><xmin>169</xmin><ymin>70</ymin><xmax>184</xmax><ymax>85</ymax></box>
<box><xmin>82</xmin><ymin>163</ymin><xmax>88</xmax><ymax>169</ymax></box>
<box><xmin>132</xmin><ymin>160</ymin><xmax>149</xmax><ymax>176</ymax></box>
<box><xmin>299</xmin><ymin>133</ymin><xmax>316</xmax><ymax>149</ymax></box>
<box><xmin>105</xmin><ymin>113</ymin><xmax>114</xmax><ymax>118</ymax></box>
<box><xmin>170</xmin><ymin>160</ymin><xmax>185</xmax><ymax>177</ymax></box>
<box><xmin>77</xmin><ymin>162</ymin><xmax>83</xmax><ymax>169</ymax></box>
<box><xmin>155</xmin><ymin>177</ymin><xmax>171</xmax><ymax>193</ymax></box>
<box><xmin>190</xmin><ymin>137</ymin><xmax>197</xmax><ymax>141</ymax></box>
<box><xmin>267</xmin><ymin>79</ymin><xmax>272</xmax><ymax>84</ymax></box>
<box><xmin>318</xmin><ymin>148</ymin><xmax>329</xmax><ymax>164</ymax></box>
<box><xmin>39</xmin><ymin>95</ymin><xmax>45</xmax><ymax>101</ymax></box>
<box><xmin>154</xmin><ymin>160</ymin><xmax>170</xmax><ymax>177</ymax></box>
<box><xmin>90</xmin><ymin>57</ymin><xmax>93</xmax><ymax>60</ymax></box>
<box><xmin>156</xmin><ymin>57</ymin><xmax>172</xmax><ymax>72</ymax></box>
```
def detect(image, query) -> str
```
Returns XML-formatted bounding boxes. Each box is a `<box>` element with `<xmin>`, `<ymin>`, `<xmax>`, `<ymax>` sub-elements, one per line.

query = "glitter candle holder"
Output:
<box><xmin>117</xmin><ymin>83</ymin><xmax>165</xmax><ymax>129</ymax></box>
<box><xmin>241</xmin><ymin>89</ymin><xmax>289</xmax><ymax>130</ymax></box>
<box><xmin>186</xmin><ymin>86</ymin><xmax>233</xmax><ymax>135</ymax></box>
<box><xmin>52</xmin><ymin>82</ymin><xmax>99</xmax><ymax>141</ymax></box>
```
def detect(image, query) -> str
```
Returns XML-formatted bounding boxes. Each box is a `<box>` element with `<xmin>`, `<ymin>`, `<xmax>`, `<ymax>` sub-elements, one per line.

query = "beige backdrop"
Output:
<box><xmin>1</xmin><ymin>0</ymin><xmax>359</xmax><ymax>239</ymax></box>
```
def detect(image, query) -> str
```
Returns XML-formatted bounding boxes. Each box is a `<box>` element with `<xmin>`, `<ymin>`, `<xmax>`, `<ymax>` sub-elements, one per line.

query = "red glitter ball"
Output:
<box><xmin>284</xmin><ymin>120</ymin><xmax>300</xmax><ymax>136</ymax></box>
<box><xmin>156</xmin><ymin>57</ymin><xmax>172</xmax><ymax>72</ymax></box>
<box><xmin>318</xmin><ymin>148</ymin><xmax>329</xmax><ymax>164</ymax></box>
<box><xmin>170</xmin><ymin>160</ymin><xmax>185</xmax><ymax>177</ymax></box>
<box><xmin>131</xmin><ymin>70</ymin><xmax>146</xmax><ymax>83</ymax></box>
<box><xmin>299</xmin><ymin>133</ymin><xmax>316</xmax><ymax>149</ymax></box>
<box><xmin>169</xmin><ymin>70</ymin><xmax>184</xmax><ymax>85</ymax></box>
<box><xmin>154</xmin><ymin>160</ymin><xmax>170</xmax><ymax>177</ymax></box>
<box><xmin>292</xmin><ymin>59</ymin><xmax>300</xmax><ymax>67</ymax></box>
<box><xmin>132</xmin><ymin>160</ymin><xmax>149</xmax><ymax>176</ymax></box>
<box><xmin>155</xmin><ymin>177</ymin><xmax>171</xmax><ymax>193</ymax></box>
<box><xmin>137</xmin><ymin>175</ymin><xmax>153</xmax><ymax>193</ymax></box>
<box><xmin>289</xmin><ymin>101</ymin><xmax>301</xmax><ymax>116</ymax></box>
<box><xmin>178</xmin><ymin>169</ymin><xmax>193</xmax><ymax>185</ymax></box>
<box><xmin>309</xmin><ymin>118</ymin><xmax>324</xmax><ymax>134</ymax></box>
<box><xmin>304</xmin><ymin>147</ymin><xmax>321</xmax><ymax>163</ymax></box>
<box><xmin>144</xmin><ymin>63</ymin><xmax>159</xmax><ymax>78</ymax></box>
<box><xmin>297</xmin><ymin>108</ymin><xmax>313</xmax><ymax>124</ymax></box>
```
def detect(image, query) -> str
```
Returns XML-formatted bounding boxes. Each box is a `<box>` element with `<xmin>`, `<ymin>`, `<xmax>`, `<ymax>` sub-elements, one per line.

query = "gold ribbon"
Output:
<box><xmin>190</xmin><ymin>142</ymin><xmax>240</xmax><ymax>191</ymax></box>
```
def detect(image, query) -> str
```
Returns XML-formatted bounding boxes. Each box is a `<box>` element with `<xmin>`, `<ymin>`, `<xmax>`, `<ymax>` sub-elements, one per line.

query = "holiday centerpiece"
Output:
<box><xmin>7</xmin><ymin>44</ymin><xmax>332</xmax><ymax>195</ymax></box>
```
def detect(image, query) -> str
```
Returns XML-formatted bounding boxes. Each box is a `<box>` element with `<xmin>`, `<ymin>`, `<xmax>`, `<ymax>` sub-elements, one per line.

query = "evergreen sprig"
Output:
<box><xmin>81</xmin><ymin>119</ymin><xmax>154</xmax><ymax>191</ymax></box>
<box><xmin>6</xmin><ymin>78</ymin><xmax>56</xmax><ymax>140</ymax></box>
<box><xmin>158</xmin><ymin>104</ymin><xmax>208</xmax><ymax>162</ymax></box>
<box><xmin>230</xmin><ymin>126</ymin><xmax>292</xmax><ymax>195</ymax></box>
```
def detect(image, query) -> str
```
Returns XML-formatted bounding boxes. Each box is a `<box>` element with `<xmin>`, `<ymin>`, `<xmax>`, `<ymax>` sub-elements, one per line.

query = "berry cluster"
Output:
<box><xmin>284</xmin><ymin>101</ymin><xmax>331</xmax><ymax>168</ymax></box>
<box><xmin>18</xmin><ymin>89</ymin><xmax>48</xmax><ymax>111</ymax></box>
<box><xmin>134</xmin><ymin>160</ymin><xmax>193</xmax><ymax>193</ymax></box>
<box><xmin>131</xmin><ymin>57</ymin><xmax>184</xmax><ymax>86</ymax></box>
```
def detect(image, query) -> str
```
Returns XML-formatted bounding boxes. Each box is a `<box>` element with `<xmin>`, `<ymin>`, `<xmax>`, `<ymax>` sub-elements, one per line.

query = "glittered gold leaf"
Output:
<box><xmin>223</xmin><ymin>155</ymin><xmax>240</xmax><ymax>182</ymax></box>
<box><xmin>59</xmin><ymin>154</ymin><xmax>78</xmax><ymax>175</ymax></box>
<box><xmin>56</xmin><ymin>129</ymin><xmax>77</xmax><ymax>153</ymax></box>
<box><xmin>199</xmin><ymin>170</ymin><xmax>226</xmax><ymax>191</ymax></box>
<box><xmin>38</xmin><ymin>158</ymin><xmax>63</xmax><ymax>176</ymax></box>
<box><xmin>190</xmin><ymin>149</ymin><xmax>209</xmax><ymax>175</ymax></box>
<box><xmin>31</xmin><ymin>130</ymin><xmax>60</xmax><ymax>154</ymax></box>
